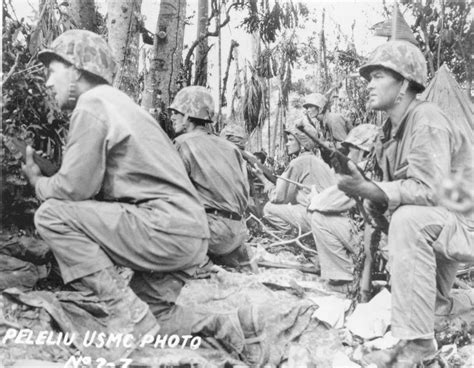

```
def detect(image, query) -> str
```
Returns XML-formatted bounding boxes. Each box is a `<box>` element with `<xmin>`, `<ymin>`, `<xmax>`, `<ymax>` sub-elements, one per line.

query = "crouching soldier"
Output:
<box><xmin>170</xmin><ymin>87</ymin><xmax>253</xmax><ymax>269</ymax></box>
<box><xmin>221</xmin><ymin>124</ymin><xmax>272</xmax><ymax>218</ymax></box>
<box><xmin>23</xmin><ymin>30</ymin><xmax>267</xmax><ymax>365</ymax></box>
<box><xmin>338</xmin><ymin>39</ymin><xmax>473</xmax><ymax>367</ymax></box>
<box><xmin>256</xmin><ymin>126</ymin><xmax>336</xmax><ymax>234</ymax></box>
<box><xmin>308</xmin><ymin>124</ymin><xmax>379</xmax><ymax>294</ymax></box>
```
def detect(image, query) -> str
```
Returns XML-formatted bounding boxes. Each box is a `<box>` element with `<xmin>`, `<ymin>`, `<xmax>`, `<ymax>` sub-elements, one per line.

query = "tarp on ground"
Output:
<box><xmin>419</xmin><ymin>64</ymin><xmax>473</xmax><ymax>138</ymax></box>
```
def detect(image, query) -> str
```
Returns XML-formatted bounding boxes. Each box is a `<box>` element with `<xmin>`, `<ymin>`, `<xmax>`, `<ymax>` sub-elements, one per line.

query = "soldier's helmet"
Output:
<box><xmin>38</xmin><ymin>30</ymin><xmax>116</xmax><ymax>85</ymax></box>
<box><xmin>342</xmin><ymin>124</ymin><xmax>380</xmax><ymax>152</ymax></box>
<box><xmin>302</xmin><ymin>93</ymin><xmax>328</xmax><ymax>110</ymax></box>
<box><xmin>285</xmin><ymin>127</ymin><xmax>316</xmax><ymax>151</ymax></box>
<box><xmin>221</xmin><ymin>124</ymin><xmax>247</xmax><ymax>140</ymax></box>
<box><xmin>359</xmin><ymin>40</ymin><xmax>427</xmax><ymax>92</ymax></box>
<box><xmin>169</xmin><ymin>86</ymin><xmax>214</xmax><ymax>121</ymax></box>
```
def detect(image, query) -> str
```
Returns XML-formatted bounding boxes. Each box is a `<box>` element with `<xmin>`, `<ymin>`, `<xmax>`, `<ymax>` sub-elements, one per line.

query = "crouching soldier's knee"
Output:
<box><xmin>34</xmin><ymin>199</ymin><xmax>62</xmax><ymax>238</ymax></box>
<box><xmin>389</xmin><ymin>205</ymin><xmax>421</xmax><ymax>236</ymax></box>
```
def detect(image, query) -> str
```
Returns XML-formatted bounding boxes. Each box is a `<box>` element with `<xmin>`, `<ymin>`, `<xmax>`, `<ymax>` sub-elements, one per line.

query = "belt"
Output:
<box><xmin>205</xmin><ymin>208</ymin><xmax>242</xmax><ymax>221</ymax></box>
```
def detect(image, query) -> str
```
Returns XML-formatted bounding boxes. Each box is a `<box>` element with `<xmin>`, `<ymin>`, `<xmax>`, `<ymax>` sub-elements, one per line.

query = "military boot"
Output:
<box><xmin>237</xmin><ymin>305</ymin><xmax>269</xmax><ymax>367</ymax></box>
<box><xmin>74</xmin><ymin>267</ymin><xmax>160</xmax><ymax>360</ymax></box>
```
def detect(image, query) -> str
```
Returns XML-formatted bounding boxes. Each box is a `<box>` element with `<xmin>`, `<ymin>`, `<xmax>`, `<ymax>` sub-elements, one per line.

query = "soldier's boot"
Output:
<box><xmin>192</xmin><ymin>305</ymin><xmax>268</xmax><ymax>366</ymax></box>
<box><xmin>238</xmin><ymin>305</ymin><xmax>269</xmax><ymax>367</ymax></box>
<box><xmin>361</xmin><ymin>339</ymin><xmax>437</xmax><ymax>368</ymax></box>
<box><xmin>74</xmin><ymin>267</ymin><xmax>160</xmax><ymax>360</ymax></box>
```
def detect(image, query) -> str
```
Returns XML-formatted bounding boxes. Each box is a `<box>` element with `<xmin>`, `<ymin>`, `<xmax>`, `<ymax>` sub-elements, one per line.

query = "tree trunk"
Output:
<box><xmin>107</xmin><ymin>0</ymin><xmax>142</xmax><ymax>101</ymax></box>
<box><xmin>194</xmin><ymin>0</ymin><xmax>209</xmax><ymax>86</ymax></box>
<box><xmin>142</xmin><ymin>0</ymin><xmax>187</xmax><ymax>115</ymax></box>
<box><xmin>67</xmin><ymin>0</ymin><xmax>96</xmax><ymax>31</ymax></box>
<box><xmin>320</xmin><ymin>9</ymin><xmax>328</xmax><ymax>91</ymax></box>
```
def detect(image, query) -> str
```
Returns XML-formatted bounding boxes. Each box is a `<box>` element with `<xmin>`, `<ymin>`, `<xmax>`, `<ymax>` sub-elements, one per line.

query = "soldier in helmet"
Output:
<box><xmin>22</xmin><ymin>30</ymin><xmax>268</xmax><ymax>365</ymax></box>
<box><xmin>337</xmin><ymin>39</ymin><xmax>473</xmax><ymax>367</ymax></box>
<box><xmin>255</xmin><ymin>125</ymin><xmax>336</xmax><ymax>234</ymax></box>
<box><xmin>169</xmin><ymin>87</ymin><xmax>252</xmax><ymax>269</ymax></box>
<box><xmin>302</xmin><ymin>92</ymin><xmax>353</xmax><ymax>165</ymax></box>
<box><xmin>221</xmin><ymin>124</ymin><xmax>270</xmax><ymax>218</ymax></box>
<box><xmin>308</xmin><ymin>124</ymin><xmax>379</xmax><ymax>294</ymax></box>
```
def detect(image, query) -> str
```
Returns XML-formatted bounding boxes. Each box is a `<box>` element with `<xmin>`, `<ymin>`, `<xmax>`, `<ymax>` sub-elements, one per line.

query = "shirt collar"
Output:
<box><xmin>381</xmin><ymin>99</ymin><xmax>422</xmax><ymax>141</ymax></box>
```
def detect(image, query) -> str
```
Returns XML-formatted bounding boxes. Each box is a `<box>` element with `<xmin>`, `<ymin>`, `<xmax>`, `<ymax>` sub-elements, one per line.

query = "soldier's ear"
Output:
<box><xmin>72</xmin><ymin>67</ymin><xmax>83</xmax><ymax>82</ymax></box>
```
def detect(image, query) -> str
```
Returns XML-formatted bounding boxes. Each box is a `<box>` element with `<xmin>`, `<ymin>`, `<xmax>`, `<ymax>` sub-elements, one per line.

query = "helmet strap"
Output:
<box><xmin>395</xmin><ymin>79</ymin><xmax>409</xmax><ymax>105</ymax></box>
<box><xmin>65</xmin><ymin>69</ymin><xmax>82</xmax><ymax>109</ymax></box>
<box><xmin>65</xmin><ymin>81</ymin><xmax>78</xmax><ymax>109</ymax></box>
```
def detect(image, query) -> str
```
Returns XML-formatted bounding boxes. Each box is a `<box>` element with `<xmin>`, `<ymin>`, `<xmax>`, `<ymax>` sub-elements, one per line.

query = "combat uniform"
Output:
<box><xmin>174</xmin><ymin>126</ymin><xmax>250</xmax><ymax>260</ymax></box>
<box><xmin>263</xmin><ymin>127</ymin><xmax>337</xmax><ymax>233</ymax></box>
<box><xmin>374</xmin><ymin>100</ymin><xmax>473</xmax><ymax>339</ymax></box>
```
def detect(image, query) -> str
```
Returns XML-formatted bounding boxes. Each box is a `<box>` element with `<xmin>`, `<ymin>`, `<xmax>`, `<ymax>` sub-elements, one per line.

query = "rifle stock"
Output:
<box><xmin>240</xmin><ymin>150</ymin><xmax>277</xmax><ymax>184</ymax></box>
<box><xmin>2</xmin><ymin>135</ymin><xmax>59</xmax><ymax>177</ymax></box>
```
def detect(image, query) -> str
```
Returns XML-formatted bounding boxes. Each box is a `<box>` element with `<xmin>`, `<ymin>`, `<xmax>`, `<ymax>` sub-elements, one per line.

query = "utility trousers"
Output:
<box><xmin>388</xmin><ymin>205</ymin><xmax>471</xmax><ymax>339</ymax></box>
<box><xmin>263</xmin><ymin>202</ymin><xmax>311</xmax><ymax>233</ymax></box>
<box><xmin>34</xmin><ymin>199</ymin><xmax>247</xmax><ymax>353</ymax></box>
<box><xmin>310</xmin><ymin>211</ymin><xmax>358</xmax><ymax>281</ymax></box>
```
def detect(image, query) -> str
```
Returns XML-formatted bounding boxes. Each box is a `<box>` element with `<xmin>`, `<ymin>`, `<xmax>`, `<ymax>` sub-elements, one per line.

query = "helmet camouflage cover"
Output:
<box><xmin>169</xmin><ymin>86</ymin><xmax>215</xmax><ymax>121</ymax></box>
<box><xmin>302</xmin><ymin>93</ymin><xmax>328</xmax><ymax>109</ymax></box>
<box><xmin>359</xmin><ymin>40</ymin><xmax>427</xmax><ymax>91</ymax></box>
<box><xmin>285</xmin><ymin>127</ymin><xmax>316</xmax><ymax>151</ymax></box>
<box><xmin>38</xmin><ymin>29</ymin><xmax>116</xmax><ymax>85</ymax></box>
<box><xmin>221</xmin><ymin>124</ymin><xmax>247</xmax><ymax>140</ymax></box>
<box><xmin>343</xmin><ymin>123</ymin><xmax>380</xmax><ymax>152</ymax></box>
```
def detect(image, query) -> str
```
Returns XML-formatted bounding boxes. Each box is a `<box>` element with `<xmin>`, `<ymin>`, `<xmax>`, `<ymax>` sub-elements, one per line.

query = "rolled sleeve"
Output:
<box><xmin>375</xmin><ymin>181</ymin><xmax>402</xmax><ymax>212</ymax></box>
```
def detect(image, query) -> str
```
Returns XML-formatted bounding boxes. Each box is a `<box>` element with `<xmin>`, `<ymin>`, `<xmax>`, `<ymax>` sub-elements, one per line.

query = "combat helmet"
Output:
<box><xmin>38</xmin><ymin>30</ymin><xmax>116</xmax><ymax>85</ymax></box>
<box><xmin>285</xmin><ymin>127</ymin><xmax>315</xmax><ymax>151</ymax></box>
<box><xmin>359</xmin><ymin>40</ymin><xmax>427</xmax><ymax>92</ymax></box>
<box><xmin>221</xmin><ymin>124</ymin><xmax>247</xmax><ymax>140</ymax></box>
<box><xmin>169</xmin><ymin>86</ymin><xmax>214</xmax><ymax>122</ymax></box>
<box><xmin>342</xmin><ymin>124</ymin><xmax>380</xmax><ymax>152</ymax></box>
<box><xmin>302</xmin><ymin>93</ymin><xmax>328</xmax><ymax>110</ymax></box>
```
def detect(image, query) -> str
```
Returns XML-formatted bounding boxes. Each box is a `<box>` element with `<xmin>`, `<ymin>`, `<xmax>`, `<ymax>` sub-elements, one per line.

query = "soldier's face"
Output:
<box><xmin>367</xmin><ymin>69</ymin><xmax>403</xmax><ymax>111</ymax></box>
<box><xmin>45</xmin><ymin>60</ymin><xmax>77</xmax><ymax>110</ymax></box>
<box><xmin>286</xmin><ymin>134</ymin><xmax>300</xmax><ymax>155</ymax></box>
<box><xmin>305</xmin><ymin>105</ymin><xmax>320</xmax><ymax>118</ymax></box>
<box><xmin>170</xmin><ymin>110</ymin><xmax>187</xmax><ymax>135</ymax></box>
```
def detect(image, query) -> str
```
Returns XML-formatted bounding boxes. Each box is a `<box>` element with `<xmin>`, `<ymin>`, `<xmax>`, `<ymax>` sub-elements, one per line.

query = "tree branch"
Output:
<box><xmin>2</xmin><ymin>53</ymin><xmax>21</xmax><ymax>85</ymax></box>
<box><xmin>220</xmin><ymin>40</ymin><xmax>239</xmax><ymax>106</ymax></box>
<box><xmin>184</xmin><ymin>1</ymin><xmax>239</xmax><ymax>82</ymax></box>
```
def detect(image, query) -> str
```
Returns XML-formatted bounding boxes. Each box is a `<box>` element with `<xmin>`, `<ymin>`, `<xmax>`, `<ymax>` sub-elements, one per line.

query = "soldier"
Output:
<box><xmin>22</xmin><ymin>30</ymin><xmax>267</xmax><ymax>365</ymax></box>
<box><xmin>170</xmin><ymin>87</ymin><xmax>253</xmax><ymax>268</ymax></box>
<box><xmin>337</xmin><ymin>39</ymin><xmax>473</xmax><ymax>366</ymax></box>
<box><xmin>221</xmin><ymin>124</ymin><xmax>269</xmax><ymax>218</ymax></box>
<box><xmin>303</xmin><ymin>92</ymin><xmax>353</xmax><ymax>145</ymax></box>
<box><xmin>256</xmin><ymin>126</ymin><xmax>336</xmax><ymax>234</ymax></box>
<box><xmin>309</xmin><ymin>124</ymin><xmax>379</xmax><ymax>294</ymax></box>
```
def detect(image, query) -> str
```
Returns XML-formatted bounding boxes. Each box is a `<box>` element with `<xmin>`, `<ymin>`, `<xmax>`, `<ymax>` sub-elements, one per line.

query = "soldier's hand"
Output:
<box><xmin>251</xmin><ymin>163</ymin><xmax>264</xmax><ymax>178</ymax></box>
<box><xmin>337</xmin><ymin>161</ymin><xmax>366</xmax><ymax>197</ymax></box>
<box><xmin>21</xmin><ymin>146</ymin><xmax>43</xmax><ymax>187</ymax></box>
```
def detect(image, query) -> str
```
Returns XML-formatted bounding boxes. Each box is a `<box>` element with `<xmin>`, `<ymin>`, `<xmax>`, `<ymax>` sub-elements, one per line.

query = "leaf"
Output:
<box><xmin>28</xmin><ymin>28</ymin><xmax>42</xmax><ymax>56</ymax></box>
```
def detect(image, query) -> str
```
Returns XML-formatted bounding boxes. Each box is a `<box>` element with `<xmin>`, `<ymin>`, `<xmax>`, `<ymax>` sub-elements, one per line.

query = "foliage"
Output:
<box><xmin>1</xmin><ymin>0</ymin><xmax>66</xmax><ymax>229</ymax></box>
<box><xmin>242</xmin><ymin>64</ymin><xmax>267</xmax><ymax>134</ymax></box>
<box><xmin>403</xmin><ymin>0</ymin><xmax>472</xmax><ymax>84</ymax></box>
<box><xmin>242</xmin><ymin>0</ymin><xmax>307</xmax><ymax>43</ymax></box>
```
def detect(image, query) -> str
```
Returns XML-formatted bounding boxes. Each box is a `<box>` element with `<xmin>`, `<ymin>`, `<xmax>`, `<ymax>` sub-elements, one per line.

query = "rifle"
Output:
<box><xmin>1</xmin><ymin>134</ymin><xmax>59</xmax><ymax>177</ymax></box>
<box><xmin>296</xmin><ymin>121</ymin><xmax>363</xmax><ymax>178</ymax></box>
<box><xmin>295</xmin><ymin>121</ymin><xmax>389</xmax><ymax>234</ymax></box>
<box><xmin>240</xmin><ymin>149</ymin><xmax>277</xmax><ymax>184</ymax></box>
<box><xmin>275</xmin><ymin>175</ymin><xmax>312</xmax><ymax>192</ymax></box>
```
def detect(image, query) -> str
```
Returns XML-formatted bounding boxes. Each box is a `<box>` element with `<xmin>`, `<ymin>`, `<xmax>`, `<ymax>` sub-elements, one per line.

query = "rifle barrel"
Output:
<box><xmin>276</xmin><ymin>175</ymin><xmax>311</xmax><ymax>191</ymax></box>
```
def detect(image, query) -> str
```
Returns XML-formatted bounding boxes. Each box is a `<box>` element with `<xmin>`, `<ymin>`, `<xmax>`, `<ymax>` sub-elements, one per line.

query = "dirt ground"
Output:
<box><xmin>1</xmin><ymin>228</ymin><xmax>473</xmax><ymax>367</ymax></box>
